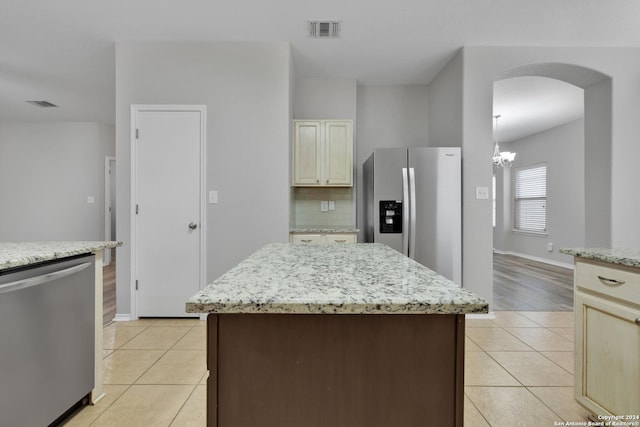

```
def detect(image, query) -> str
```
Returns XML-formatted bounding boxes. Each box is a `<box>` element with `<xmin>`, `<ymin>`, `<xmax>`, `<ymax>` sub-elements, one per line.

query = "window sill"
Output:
<box><xmin>511</xmin><ymin>229</ymin><xmax>548</xmax><ymax>237</ymax></box>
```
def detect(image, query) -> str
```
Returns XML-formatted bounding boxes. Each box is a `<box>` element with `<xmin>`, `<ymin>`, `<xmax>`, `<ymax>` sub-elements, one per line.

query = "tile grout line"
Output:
<box><xmin>167</xmin><ymin>383</ymin><xmax>200</xmax><ymax>427</ymax></box>
<box><xmin>464</xmin><ymin>319</ymin><xmax>578</xmax><ymax>424</ymax></box>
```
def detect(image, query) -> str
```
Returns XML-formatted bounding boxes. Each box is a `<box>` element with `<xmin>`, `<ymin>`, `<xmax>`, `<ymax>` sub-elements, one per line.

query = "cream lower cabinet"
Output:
<box><xmin>574</xmin><ymin>259</ymin><xmax>640</xmax><ymax>417</ymax></box>
<box><xmin>290</xmin><ymin>233</ymin><xmax>357</xmax><ymax>244</ymax></box>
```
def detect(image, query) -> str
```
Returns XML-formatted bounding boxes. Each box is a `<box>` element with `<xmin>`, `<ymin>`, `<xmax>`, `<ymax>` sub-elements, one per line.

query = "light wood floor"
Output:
<box><xmin>103</xmin><ymin>249</ymin><xmax>116</xmax><ymax>326</ymax></box>
<box><xmin>493</xmin><ymin>253</ymin><xmax>574</xmax><ymax>311</ymax></box>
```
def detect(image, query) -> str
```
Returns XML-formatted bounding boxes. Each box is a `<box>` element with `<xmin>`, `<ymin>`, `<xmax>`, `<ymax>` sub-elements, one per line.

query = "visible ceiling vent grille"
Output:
<box><xmin>26</xmin><ymin>100</ymin><xmax>58</xmax><ymax>108</ymax></box>
<box><xmin>308</xmin><ymin>20</ymin><xmax>341</xmax><ymax>38</ymax></box>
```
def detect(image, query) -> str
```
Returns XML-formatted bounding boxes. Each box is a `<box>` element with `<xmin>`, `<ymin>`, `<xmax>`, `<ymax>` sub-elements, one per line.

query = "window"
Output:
<box><xmin>514</xmin><ymin>164</ymin><xmax>547</xmax><ymax>233</ymax></box>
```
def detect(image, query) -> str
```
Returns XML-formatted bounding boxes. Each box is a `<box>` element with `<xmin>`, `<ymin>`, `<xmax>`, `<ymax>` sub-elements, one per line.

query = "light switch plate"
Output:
<box><xmin>328</xmin><ymin>201</ymin><xmax>335</xmax><ymax>211</ymax></box>
<box><xmin>475</xmin><ymin>187</ymin><xmax>489</xmax><ymax>200</ymax></box>
<box><xmin>320</xmin><ymin>201</ymin><xmax>329</xmax><ymax>212</ymax></box>
<box><xmin>208</xmin><ymin>190</ymin><xmax>218</xmax><ymax>204</ymax></box>
<box><xmin>87</xmin><ymin>196</ymin><xmax>95</xmax><ymax>204</ymax></box>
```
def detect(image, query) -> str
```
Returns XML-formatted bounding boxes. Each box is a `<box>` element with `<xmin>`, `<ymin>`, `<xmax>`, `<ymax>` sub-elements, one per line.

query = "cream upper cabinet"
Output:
<box><xmin>323</xmin><ymin>121</ymin><xmax>352</xmax><ymax>186</ymax></box>
<box><xmin>574</xmin><ymin>259</ymin><xmax>640</xmax><ymax>417</ymax></box>
<box><xmin>293</xmin><ymin>120</ymin><xmax>353</xmax><ymax>187</ymax></box>
<box><xmin>293</xmin><ymin>121</ymin><xmax>322</xmax><ymax>185</ymax></box>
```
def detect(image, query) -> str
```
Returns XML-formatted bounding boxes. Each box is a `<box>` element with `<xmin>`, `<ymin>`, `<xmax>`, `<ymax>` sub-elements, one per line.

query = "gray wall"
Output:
<box><xmin>0</xmin><ymin>122</ymin><xmax>114</xmax><ymax>240</ymax></box>
<box><xmin>427</xmin><ymin>49</ymin><xmax>496</xmax><ymax>307</ymax></box>
<box><xmin>115</xmin><ymin>42</ymin><xmax>292</xmax><ymax>317</ymax></box>
<box><xmin>427</xmin><ymin>53</ymin><xmax>464</xmax><ymax>148</ymax></box>
<box><xmin>294</xmin><ymin>77</ymin><xmax>357</xmax><ymax>120</ymax></box>
<box><xmin>493</xmin><ymin>119</ymin><xmax>585</xmax><ymax>265</ymax></box>
<box><xmin>355</xmin><ymin>85</ymin><xmax>429</xmax><ymax>242</ymax></box>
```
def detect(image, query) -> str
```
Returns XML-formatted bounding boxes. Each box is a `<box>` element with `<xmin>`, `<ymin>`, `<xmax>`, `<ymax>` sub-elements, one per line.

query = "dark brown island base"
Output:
<box><xmin>186</xmin><ymin>243</ymin><xmax>488</xmax><ymax>427</ymax></box>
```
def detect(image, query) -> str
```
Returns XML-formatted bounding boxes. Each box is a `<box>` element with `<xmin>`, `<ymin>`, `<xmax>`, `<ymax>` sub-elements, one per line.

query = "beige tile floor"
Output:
<box><xmin>63</xmin><ymin>311</ymin><xmax>591</xmax><ymax>426</ymax></box>
<box><xmin>464</xmin><ymin>311</ymin><xmax>592</xmax><ymax>426</ymax></box>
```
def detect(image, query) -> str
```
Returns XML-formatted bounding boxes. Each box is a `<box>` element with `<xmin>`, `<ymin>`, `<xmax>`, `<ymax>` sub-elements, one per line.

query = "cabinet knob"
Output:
<box><xmin>635</xmin><ymin>318</ymin><xmax>640</xmax><ymax>325</ymax></box>
<box><xmin>316</xmin><ymin>180</ymin><xmax>319</xmax><ymax>183</ymax></box>
<box><xmin>326</xmin><ymin>180</ymin><xmax>329</xmax><ymax>184</ymax></box>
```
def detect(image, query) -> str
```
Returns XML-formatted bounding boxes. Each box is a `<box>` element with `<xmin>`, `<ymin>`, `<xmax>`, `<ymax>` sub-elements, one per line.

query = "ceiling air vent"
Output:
<box><xmin>26</xmin><ymin>100</ymin><xmax>58</xmax><ymax>108</ymax></box>
<box><xmin>308</xmin><ymin>20</ymin><xmax>341</xmax><ymax>38</ymax></box>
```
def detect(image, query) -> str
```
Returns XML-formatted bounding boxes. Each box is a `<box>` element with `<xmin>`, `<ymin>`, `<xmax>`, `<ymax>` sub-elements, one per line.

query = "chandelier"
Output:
<box><xmin>492</xmin><ymin>114</ymin><xmax>516</xmax><ymax>167</ymax></box>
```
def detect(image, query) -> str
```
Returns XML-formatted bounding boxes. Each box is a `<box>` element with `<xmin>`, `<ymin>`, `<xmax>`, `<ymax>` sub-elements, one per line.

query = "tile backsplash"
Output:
<box><xmin>291</xmin><ymin>187</ymin><xmax>354</xmax><ymax>226</ymax></box>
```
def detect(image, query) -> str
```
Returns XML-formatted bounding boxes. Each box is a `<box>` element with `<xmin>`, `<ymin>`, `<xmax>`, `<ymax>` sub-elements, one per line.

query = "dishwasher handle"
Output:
<box><xmin>0</xmin><ymin>262</ymin><xmax>92</xmax><ymax>294</ymax></box>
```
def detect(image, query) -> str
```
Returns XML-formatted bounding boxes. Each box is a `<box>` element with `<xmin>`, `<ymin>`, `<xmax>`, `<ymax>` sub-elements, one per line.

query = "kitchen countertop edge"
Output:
<box><xmin>559</xmin><ymin>247</ymin><xmax>640</xmax><ymax>268</ymax></box>
<box><xmin>185</xmin><ymin>301</ymin><xmax>488</xmax><ymax>315</ymax></box>
<box><xmin>0</xmin><ymin>241</ymin><xmax>123</xmax><ymax>271</ymax></box>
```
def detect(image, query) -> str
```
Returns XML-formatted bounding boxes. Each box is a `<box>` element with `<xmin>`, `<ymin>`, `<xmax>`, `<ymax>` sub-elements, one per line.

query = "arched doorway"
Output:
<box><xmin>496</xmin><ymin>63</ymin><xmax>612</xmax><ymax>249</ymax></box>
<box><xmin>489</xmin><ymin>63</ymin><xmax>612</xmax><ymax>311</ymax></box>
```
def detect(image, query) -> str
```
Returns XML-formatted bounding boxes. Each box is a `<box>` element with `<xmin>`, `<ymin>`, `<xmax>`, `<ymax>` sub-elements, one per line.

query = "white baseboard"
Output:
<box><xmin>493</xmin><ymin>249</ymin><xmax>574</xmax><ymax>270</ymax></box>
<box><xmin>466</xmin><ymin>312</ymin><xmax>496</xmax><ymax>320</ymax></box>
<box><xmin>113</xmin><ymin>313</ymin><xmax>132</xmax><ymax>322</ymax></box>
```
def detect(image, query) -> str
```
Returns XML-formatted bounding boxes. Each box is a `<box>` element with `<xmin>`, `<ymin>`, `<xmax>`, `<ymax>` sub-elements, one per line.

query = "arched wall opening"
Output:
<box><xmin>431</xmin><ymin>47</ymin><xmax>620</xmax><ymax>311</ymax></box>
<box><xmin>495</xmin><ymin>63</ymin><xmax>612</xmax><ymax>249</ymax></box>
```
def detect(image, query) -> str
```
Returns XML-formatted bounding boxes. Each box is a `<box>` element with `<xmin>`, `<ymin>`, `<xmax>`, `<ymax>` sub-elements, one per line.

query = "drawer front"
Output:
<box><xmin>325</xmin><ymin>234</ymin><xmax>357</xmax><ymax>244</ymax></box>
<box><xmin>290</xmin><ymin>234</ymin><xmax>323</xmax><ymax>244</ymax></box>
<box><xmin>576</xmin><ymin>260</ymin><xmax>640</xmax><ymax>306</ymax></box>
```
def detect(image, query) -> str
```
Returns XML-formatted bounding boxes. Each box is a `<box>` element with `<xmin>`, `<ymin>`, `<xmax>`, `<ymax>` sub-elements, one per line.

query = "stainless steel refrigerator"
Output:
<box><xmin>363</xmin><ymin>147</ymin><xmax>462</xmax><ymax>285</ymax></box>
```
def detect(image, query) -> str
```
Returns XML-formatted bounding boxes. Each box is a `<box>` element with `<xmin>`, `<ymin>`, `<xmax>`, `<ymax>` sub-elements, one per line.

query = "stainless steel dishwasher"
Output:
<box><xmin>0</xmin><ymin>254</ymin><xmax>95</xmax><ymax>427</ymax></box>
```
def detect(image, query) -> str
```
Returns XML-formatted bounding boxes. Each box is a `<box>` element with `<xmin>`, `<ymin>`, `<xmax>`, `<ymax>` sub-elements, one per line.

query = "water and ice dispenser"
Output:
<box><xmin>379</xmin><ymin>200</ymin><xmax>403</xmax><ymax>233</ymax></box>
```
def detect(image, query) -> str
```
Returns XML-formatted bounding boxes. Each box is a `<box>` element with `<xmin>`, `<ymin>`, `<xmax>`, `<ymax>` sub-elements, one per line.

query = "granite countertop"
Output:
<box><xmin>0</xmin><ymin>241</ymin><xmax>122</xmax><ymax>271</ymax></box>
<box><xmin>290</xmin><ymin>225</ymin><xmax>359</xmax><ymax>233</ymax></box>
<box><xmin>560</xmin><ymin>247</ymin><xmax>640</xmax><ymax>268</ymax></box>
<box><xmin>186</xmin><ymin>243</ymin><xmax>488</xmax><ymax>315</ymax></box>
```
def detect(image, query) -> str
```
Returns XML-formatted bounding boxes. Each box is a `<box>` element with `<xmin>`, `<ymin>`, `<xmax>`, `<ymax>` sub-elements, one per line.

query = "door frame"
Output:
<box><xmin>130</xmin><ymin>104</ymin><xmax>207</xmax><ymax>319</ymax></box>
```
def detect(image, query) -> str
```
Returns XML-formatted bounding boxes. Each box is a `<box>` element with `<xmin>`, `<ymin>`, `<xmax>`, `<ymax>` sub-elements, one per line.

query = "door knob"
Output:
<box><xmin>188</xmin><ymin>222</ymin><xmax>197</xmax><ymax>230</ymax></box>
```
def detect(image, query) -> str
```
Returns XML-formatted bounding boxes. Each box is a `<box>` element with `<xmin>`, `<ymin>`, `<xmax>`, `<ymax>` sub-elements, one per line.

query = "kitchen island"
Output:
<box><xmin>187</xmin><ymin>243</ymin><xmax>488</xmax><ymax>427</ymax></box>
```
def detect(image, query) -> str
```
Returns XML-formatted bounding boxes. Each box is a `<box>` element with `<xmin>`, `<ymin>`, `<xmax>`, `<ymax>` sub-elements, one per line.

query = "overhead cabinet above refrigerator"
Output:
<box><xmin>364</xmin><ymin>147</ymin><xmax>462</xmax><ymax>285</ymax></box>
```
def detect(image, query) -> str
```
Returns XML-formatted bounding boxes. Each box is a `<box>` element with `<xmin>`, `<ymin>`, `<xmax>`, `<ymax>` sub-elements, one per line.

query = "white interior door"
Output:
<box><xmin>133</xmin><ymin>106</ymin><xmax>205</xmax><ymax>317</ymax></box>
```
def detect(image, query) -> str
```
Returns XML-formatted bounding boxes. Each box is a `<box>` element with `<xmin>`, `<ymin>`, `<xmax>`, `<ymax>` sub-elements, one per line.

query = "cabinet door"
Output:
<box><xmin>293</xmin><ymin>121</ymin><xmax>322</xmax><ymax>185</ymax></box>
<box><xmin>290</xmin><ymin>234</ymin><xmax>324</xmax><ymax>244</ymax></box>
<box><xmin>575</xmin><ymin>291</ymin><xmax>640</xmax><ymax>415</ymax></box>
<box><xmin>323</xmin><ymin>121</ymin><xmax>353</xmax><ymax>186</ymax></box>
<box><xmin>325</xmin><ymin>234</ymin><xmax>357</xmax><ymax>244</ymax></box>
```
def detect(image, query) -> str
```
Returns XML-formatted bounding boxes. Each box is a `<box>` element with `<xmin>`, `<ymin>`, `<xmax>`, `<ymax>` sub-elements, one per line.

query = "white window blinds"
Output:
<box><xmin>514</xmin><ymin>164</ymin><xmax>547</xmax><ymax>233</ymax></box>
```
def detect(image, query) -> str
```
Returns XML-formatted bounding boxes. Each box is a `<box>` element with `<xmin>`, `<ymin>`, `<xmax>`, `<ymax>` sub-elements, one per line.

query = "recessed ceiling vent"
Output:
<box><xmin>308</xmin><ymin>20</ymin><xmax>341</xmax><ymax>38</ymax></box>
<box><xmin>26</xmin><ymin>100</ymin><xmax>58</xmax><ymax>108</ymax></box>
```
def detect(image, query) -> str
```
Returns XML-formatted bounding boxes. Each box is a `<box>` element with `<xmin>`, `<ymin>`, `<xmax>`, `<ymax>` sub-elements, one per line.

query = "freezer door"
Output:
<box><xmin>408</xmin><ymin>147</ymin><xmax>462</xmax><ymax>284</ymax></box>
<box><xmin>365</xmin><ymin>148</ymin><xmax>408</xmax><ymax>253</ymax></box>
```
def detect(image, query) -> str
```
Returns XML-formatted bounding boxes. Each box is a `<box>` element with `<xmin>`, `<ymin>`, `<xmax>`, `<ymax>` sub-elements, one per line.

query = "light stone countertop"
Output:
<box><xmin>0</xmin><ymin>241</ymin><xmax>122</xmax><ymax>271</ymax></box>
<box><xmin>290</xmin><ymin>225</ymin><xmax>359</xmax><ymax>233</ymax></box>
<box><xmin>560</xmin><ymin>247</ymin><xmax>640</xmax><ymax>268</ymax></box>
<box><xmin>186</xmin><ymin>242</ymin><xmax>488</xmax><ymax>315</ymax></box>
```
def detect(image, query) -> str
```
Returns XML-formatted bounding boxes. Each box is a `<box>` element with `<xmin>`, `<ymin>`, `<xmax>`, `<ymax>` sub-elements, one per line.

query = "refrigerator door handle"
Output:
<box><xmin>409</xmin><ymin>167</ymin><xmax>417</xmax><ymax>259</ymax></box>
<box><xmin>402</xmin><ymin>167</ymin><xmax>410</xmax><ymax>256</ymax></box>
